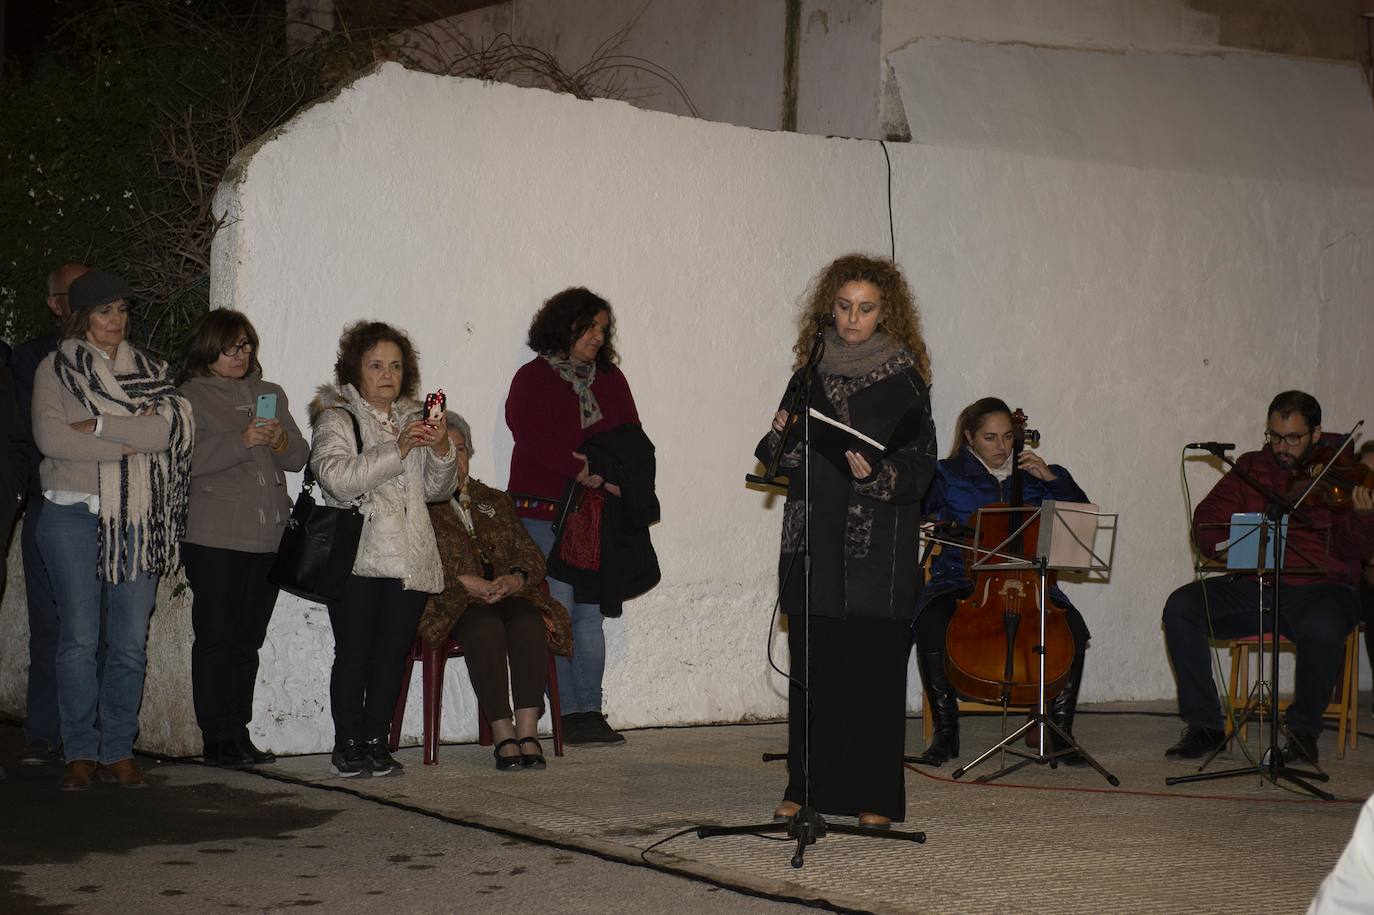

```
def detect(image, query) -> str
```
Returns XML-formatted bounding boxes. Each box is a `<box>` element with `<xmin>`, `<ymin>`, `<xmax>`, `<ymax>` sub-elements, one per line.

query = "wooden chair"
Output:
<box><xmin>921</xmin><ymin>694</ymin><xmax>1018</xmax><ymax>746</ymax></box>
<box><xmin>1223</xmin><ymin>623</ymin><xmax>1362</xmax><ymax>758</ymax></box>
<box><xmin>387</xmin><ymin>634</ymin><xmax>565</xmax><ymax>765</ymax></box>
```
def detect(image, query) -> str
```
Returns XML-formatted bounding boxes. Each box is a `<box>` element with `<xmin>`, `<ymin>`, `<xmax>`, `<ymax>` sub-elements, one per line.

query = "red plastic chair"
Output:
<box><xmin>388</xmin><ymin>624</ymin><xmax>565</xmax><ymax>765</ymax></box>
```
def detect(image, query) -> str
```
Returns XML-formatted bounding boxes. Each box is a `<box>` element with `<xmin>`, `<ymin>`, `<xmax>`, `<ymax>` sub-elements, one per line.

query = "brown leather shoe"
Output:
<box><xmin>773</xmin><ymin>800</ymin><xmax>801</xmax><ymax>822</ymax></box>
<box><xmin>59</xmin><ymin>760</ymin><xmax>98</xmax><ymax>792</ymax></box>
<box><xmin>99</xmin><ymin>758</ymin><xmax>147</xmax><ymax>788</ymax></box>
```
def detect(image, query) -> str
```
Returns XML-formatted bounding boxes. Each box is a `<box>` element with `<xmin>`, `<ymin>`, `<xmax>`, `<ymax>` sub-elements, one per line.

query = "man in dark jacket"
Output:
<box><xmin>12</xmin><ymin>263</ymin><xmax>86</xmax><ymax>767</ymax></box>
<box><xmin>1162</xmin><ymin>391</ymin><xmax>1374</xmax><ymax>764</ymax></box>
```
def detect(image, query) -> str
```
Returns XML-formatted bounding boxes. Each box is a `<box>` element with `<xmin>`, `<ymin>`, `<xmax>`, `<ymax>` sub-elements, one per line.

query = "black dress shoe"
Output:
<box><xmin>518</xmin><ymin>737</ymin><xmax>546</xmax><ymax>769</ymax></box>
<box><xmin>235</xmin><ymin>736</ymin><xmax>275</xmax><ymax>765</ymax></box>
<box><xmin>493</xmin><ymin>738</ymin><xmax>523</xmax><ymax>771</ymax></box>
<box><xmin>204</xmin><ymin>740</ymin><xmax>253</xmax><ymax>769</ymax></box>
<box><xmin>1164</xmin><ymin>726</ymin><xmax>1226</xmax><ymax>760</ymax></box>
<box><xmin>1281</xmin><ymin>733</ymin><xmax>1319</xmax><ymax>765</ymax></box>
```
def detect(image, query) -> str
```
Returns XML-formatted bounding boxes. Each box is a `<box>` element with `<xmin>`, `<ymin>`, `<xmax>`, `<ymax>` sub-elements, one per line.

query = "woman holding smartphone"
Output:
<box><xmin>179</xmin><ymin>309</ymin><xmax>310</xmax><ymax>768</ymax></box>
<box><xmin>309</xmin><ymin>321</ymin><xmax>456</xmax><ymax>777</ymax></box>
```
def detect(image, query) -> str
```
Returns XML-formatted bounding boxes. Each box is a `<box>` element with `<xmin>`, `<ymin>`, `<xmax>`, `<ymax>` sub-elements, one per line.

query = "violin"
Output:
<box><xmin>943</xmin><ymin>409</ymin><xmax>1076</xmax><ymax>707</ymax></box>
<box><xmin>1289</xmin><ymin>441</ymin><xmax>1374</xmax><ymax>512</ymax></box>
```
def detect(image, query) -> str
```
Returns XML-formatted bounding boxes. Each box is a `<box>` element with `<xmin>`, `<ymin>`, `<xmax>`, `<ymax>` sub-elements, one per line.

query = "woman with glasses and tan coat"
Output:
<box><xmin>178</xmin><ymin>309</ymin><xmax>309</xmax><ymax>769</ymax></box>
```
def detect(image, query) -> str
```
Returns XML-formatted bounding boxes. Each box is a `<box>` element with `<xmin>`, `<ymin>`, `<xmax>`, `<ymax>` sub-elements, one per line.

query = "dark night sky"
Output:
<box><xmin>2</xmin><ymin>1</ymin><xmax>505</xmax><ymax>72</ymax></box>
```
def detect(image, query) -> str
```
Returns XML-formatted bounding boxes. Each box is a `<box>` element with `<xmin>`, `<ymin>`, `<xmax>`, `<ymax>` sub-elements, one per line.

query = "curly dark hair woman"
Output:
<box><xmin>526</xmin><ymin>287</ymin><xmax>619</xmax><ymax>369</ymax></box>
<box><xmin>505</xmin><ymin>285</ymin><xmax>641</xmax><ymax>747</ymax></box>
<box><xmin>334</xmin><ymin>321</ymin><xmax>421</xmax><ymax>400</ymax></box>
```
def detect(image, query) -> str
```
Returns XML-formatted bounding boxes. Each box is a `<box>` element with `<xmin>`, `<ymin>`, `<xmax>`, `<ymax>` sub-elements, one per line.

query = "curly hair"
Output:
<box><xmin>179</xmin><ymin>309</ymin><xmax>261</xmax><ymax>384</ymax></box>
<box><xmin>949</xmin><ymin>397</ymin><xmax>1012</xmax><ymax>458</ymax></box>
<box><xmin>791</xmin><ymin>254</ymin><xmax>931</xmax><ymax>383</ymax></box>
<box><xmin>334</xmin><ymin>320</ymin><xmax>421</xmax><ymax>400</ymax></box>
<box><xmin>526</xmin><ymin>287</ymin><xmax>619</xmax><ymax>368</ymax></box>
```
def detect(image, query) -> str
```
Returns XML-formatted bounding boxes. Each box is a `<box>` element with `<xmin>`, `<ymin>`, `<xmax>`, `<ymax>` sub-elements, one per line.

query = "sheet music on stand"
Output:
<box><xmin>1193</xmin><ymin>517</ymin><xmax>1329</xmax><ymax>577</ymax></box>
<box><xmin>968</xmin><ymin>502</ymin><xmax>1116</xmax><ymax>576</ymax></box>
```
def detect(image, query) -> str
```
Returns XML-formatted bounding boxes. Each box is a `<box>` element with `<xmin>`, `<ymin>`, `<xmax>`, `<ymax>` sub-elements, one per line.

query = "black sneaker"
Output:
<box><xmin>1164</xmin><ymin>725</ymin><xmax>1226</xmax><ymax>760</ymax></box>
<box><xmin>19</xmin><ymin>741</ymin><xmax>62</xmax><ymax>766</ymax></box>
<box><xmin>363</xmin><ymin>738</ymin><xmax>403</xmax><ymax>777</ymax></box>
<box><xmin>564</xmin><ymin>712</ymin><xmax>626</xmax><ymax>747</ymax></box>
<box><xmin>330</xmin><ymin>738</ymin><xmax>369</xmax><ymax>777</ymax></box>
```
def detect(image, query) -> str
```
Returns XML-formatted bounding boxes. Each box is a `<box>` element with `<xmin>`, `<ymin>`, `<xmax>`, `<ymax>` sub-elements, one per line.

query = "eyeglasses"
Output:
<box><xmin>1263</xmin><ymin>429</ymin><xmax>1311</xmax><ymax>447</ymax></box>
<box><xmin>221</xmin><ymin>340</ymin><xmax>254</xmax><ymax>357</ymax></box>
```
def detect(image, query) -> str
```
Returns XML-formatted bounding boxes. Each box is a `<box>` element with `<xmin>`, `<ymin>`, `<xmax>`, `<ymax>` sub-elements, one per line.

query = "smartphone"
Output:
<box><xmin>423</xmin><ymin>389</ymin><xmax>446</xmax><ymax>427</ymax></box>
<box><xmin>254</xmin><ymin>392</ymin><xmax>278</xmax><ymax>421</ymax></box>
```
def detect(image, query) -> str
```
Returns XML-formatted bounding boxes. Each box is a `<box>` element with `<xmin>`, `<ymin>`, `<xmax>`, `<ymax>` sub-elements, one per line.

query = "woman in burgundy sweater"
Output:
<box><xmin>505</xmin><ymin>287</ymin><xmax>639</xmax><ymax>746</ymax></box>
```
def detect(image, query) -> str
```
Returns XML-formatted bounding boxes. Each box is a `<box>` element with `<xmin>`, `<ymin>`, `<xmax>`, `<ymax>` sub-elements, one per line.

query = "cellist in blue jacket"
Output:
<box><xmin>913</xmin><ymin>397</ymin><xmax>1092</xmax><ymax>766</ymax></box>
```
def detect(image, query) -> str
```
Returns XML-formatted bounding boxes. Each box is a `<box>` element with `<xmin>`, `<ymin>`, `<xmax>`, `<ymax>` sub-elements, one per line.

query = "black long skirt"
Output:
<box><xmin>782</xmin><ymin>614</ymin><xmax>910</xmax><ymax>822</ymax></box>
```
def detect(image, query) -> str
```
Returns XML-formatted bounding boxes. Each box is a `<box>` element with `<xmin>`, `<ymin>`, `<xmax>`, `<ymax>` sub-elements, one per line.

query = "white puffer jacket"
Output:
<box><xmin>308</xmin><ymin>384</ymin><xmax>458</xmax><ymax>593</ymax></box>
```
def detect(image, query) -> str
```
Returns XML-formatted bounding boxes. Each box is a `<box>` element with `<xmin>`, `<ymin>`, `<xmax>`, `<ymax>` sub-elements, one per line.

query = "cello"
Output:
<box><xmin>943</xmin><ymin>409</ymin><xmax>1076</xmax><ymax>707</ymax></box>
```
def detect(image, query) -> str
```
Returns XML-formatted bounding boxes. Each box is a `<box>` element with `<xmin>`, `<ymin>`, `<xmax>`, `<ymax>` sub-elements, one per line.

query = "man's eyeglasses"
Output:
<box><xmin>222</xmin><ymin>340</ymin><xmax>255</xmax><ymax>357</ymax></box>
<box><xmin>1263</xmin><ymin>430</ymin><xmax>1311</xmax><ymax>447</ymax></box>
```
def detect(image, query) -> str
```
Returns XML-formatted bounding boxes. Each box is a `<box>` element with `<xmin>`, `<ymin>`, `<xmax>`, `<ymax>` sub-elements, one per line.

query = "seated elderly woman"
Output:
<box><xmin>420</xmin><ymin>412</ymin><xmax>573</xmax><ymax>770</ymax></box>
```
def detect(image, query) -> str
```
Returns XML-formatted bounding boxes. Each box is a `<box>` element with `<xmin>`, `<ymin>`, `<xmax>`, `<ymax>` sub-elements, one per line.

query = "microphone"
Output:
<box><xmin>814</xmin><ymin>313</ymin><xmax>835</xmax><ymax>327</ymax></box>
<box><xmin>1187</xmin><ymin>441</ymin><xmax>1235</xmax><ymax>453</ymax></box>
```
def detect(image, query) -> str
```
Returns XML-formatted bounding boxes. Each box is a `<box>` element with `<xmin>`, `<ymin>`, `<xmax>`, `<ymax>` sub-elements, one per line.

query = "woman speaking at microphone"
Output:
<box><xmin>755</xmin><ymin>254</ymin><xmax>937</xmax><ymax>829</ymax></box>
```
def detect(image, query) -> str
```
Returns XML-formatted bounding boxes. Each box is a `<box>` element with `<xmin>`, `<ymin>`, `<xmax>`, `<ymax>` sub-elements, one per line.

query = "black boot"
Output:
<box><xmin>1048</xmin><ymin>647</ymin><xmax>1087</xmax><ymax>767</ymax></box>
<box><xmin>915</xmin><ymin>650</ymin><xmax>960</xmax><ymax>765</ymax></box>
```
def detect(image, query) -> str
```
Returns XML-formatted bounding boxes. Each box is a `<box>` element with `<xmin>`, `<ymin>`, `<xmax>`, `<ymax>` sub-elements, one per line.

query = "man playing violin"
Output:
<box><xmin>1162</xmin><ymin>391</ymin><xmax>1374</xmax><ymax>763</ymax></box>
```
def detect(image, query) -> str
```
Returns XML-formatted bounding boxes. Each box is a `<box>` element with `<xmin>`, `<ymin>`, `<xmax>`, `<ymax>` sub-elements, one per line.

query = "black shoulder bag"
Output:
<box><xmin>268</xmin><ymin>408</ymin><xmax>365</xmax><ymax>603</ymax></box>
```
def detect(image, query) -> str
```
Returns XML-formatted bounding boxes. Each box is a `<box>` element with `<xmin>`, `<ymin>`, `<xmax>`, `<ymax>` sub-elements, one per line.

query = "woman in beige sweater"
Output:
<box><xmin>32</xmin><ymin>270</ymin><xmax>194</xmax><ymax>791</ymax></box>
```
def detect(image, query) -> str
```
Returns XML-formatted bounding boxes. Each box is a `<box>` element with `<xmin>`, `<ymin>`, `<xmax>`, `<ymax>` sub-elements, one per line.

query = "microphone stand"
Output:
<box><xmin>698</xmin><ymin>320</ymin><xmax>926</xmax><ymax>868</ymax></box>
<box><xmin>1165</xmin><ymin>435</ymin><xmax>1351</xmax><ymax>800</ymax></box>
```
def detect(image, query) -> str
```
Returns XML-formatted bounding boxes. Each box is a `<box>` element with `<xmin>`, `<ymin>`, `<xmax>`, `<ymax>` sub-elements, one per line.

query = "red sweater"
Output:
<box><xmin>1193</xmin><ymin>442</ymin><xmax>1374</xmax><ymax>587</ymax></box>
<box><xmin>505</xmin><ymin>357</ymin><xmax>640</xmax><ymax>520</ymax></box>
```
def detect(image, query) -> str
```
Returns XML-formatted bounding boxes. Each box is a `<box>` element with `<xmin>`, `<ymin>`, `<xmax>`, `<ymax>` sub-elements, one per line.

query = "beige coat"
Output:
<box><xmin>180</xmin><ymin>372</ymin><xmax>310</xmax><ymax>553</ymax></box>
<box><xmin>308</xmin><ymin>384</ymin><xmax>457</xmax><ymax>593</ymax></box>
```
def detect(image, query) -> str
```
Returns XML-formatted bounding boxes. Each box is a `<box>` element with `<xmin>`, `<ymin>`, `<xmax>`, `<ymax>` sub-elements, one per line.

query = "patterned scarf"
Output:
<box><xmin>543</xmin><ymin>354</ymin><xmax>603</xmax><ymax>428</ymax></box>
<box><xmin>818</xmin><ymin>327</ymin><xmax>902</xmax><ymax>378</ymax></box>
<box><xmin>53</xmin><ymin>339</ymin><xmax>194</xmax><ymax>582</ymax></box>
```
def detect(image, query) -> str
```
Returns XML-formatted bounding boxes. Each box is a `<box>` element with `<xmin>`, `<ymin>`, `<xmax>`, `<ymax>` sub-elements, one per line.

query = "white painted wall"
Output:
<box><xmin>880</xmin><ymin>0</ymin><xmax>1226</xmax><ymax>56</ymax></box>
<box><xmin>2</xmin><ymin>34</ymin><xmax>1370</xmax><ymax>755</ymax></box>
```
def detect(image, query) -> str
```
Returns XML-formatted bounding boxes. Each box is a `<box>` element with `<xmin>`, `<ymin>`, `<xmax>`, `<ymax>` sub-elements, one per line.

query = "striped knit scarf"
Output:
<box><xmin>53</xmin><ymin>339</ymin><xmax>194</xmax><ymax>582</ymax></box>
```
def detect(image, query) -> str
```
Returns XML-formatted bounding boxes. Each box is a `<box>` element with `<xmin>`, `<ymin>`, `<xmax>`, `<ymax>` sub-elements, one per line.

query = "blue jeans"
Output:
<box><xmin>521</xmin><ymin>517</ymin><xmax>605</xmax><ymax>715</ymax></box>
<box><xmin>38</xmin><ymin>500</ymin><xmax>159</xmax><ymax>764</ymax></box>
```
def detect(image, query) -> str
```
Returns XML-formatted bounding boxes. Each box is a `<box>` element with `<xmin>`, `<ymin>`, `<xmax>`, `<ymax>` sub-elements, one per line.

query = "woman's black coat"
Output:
<box><xmin>755</xmin><ymin>353</ymin><xmax>937</xmax><ymax>621</ymax></box>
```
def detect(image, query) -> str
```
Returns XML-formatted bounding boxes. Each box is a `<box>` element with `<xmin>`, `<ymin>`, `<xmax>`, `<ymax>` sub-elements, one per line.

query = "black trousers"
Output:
<box><xmin>181</xmin><ymin>543</ymin><xmax>280</xmax><ymax>744</ymax></box>
<box><xmin>451</xmin><ymin>596</ymin><xmax>547</xmax><ymax>722</ymax></box>
<box><xmin>1361</xmin><ymin>573</ymin><xmax>1374</xmax><ymax>679</ymax></box>
<box><xmin>783</xmin><ymin>614</ymin><xmax>909</xmax><ymax>822</ymax></box>
<box><xmin>1162</xmin><ymin>577</ymin><xmax>1358</xmax><ymax>737</ymax></box>
<box><xmin>327</xmin><ymin>576</ymin><xmax>427</xmax><ymax>742</ymax></box>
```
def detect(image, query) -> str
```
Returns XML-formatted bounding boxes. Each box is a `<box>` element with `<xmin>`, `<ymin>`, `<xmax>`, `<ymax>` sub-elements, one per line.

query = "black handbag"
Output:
<box><xmin>268</xmin><ymin>409</ymin><xmax>364</xmax><ymax>603</ymax></box>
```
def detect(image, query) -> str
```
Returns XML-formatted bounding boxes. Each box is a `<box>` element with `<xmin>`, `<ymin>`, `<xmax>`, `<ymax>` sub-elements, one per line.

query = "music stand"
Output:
<box><xmin>1166</xmin><ymin>510</ymin><xmax>1332</xmax><ymax>799</ymax></box>
<box><xmin>949</xmin><ymin>501</ymin><xmax>1120</xmax><ymax>786</ymax></box>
